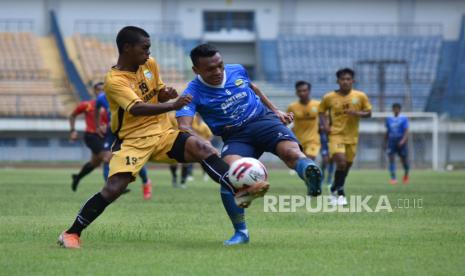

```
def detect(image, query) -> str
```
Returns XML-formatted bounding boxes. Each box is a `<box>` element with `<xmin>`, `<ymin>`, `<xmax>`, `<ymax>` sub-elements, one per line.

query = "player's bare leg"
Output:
<box><xmin>183</xmin><ymin>136</ymin><xmax>269</xmax><ymax>208</ymax></box>
<box><xmin>275</xmin><ymin>140</ymin><xmax>322</xmax><ymax>196</ymax></box>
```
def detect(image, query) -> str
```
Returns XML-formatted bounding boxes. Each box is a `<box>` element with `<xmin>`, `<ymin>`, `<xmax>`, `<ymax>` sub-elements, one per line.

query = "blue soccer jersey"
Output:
<box><xmin>175</xmin><ymin>64</ymin><xmax>266</xmax><ymax>136</ymax></box>
<box><xmin>96</xmin><ymin>92</ymin><xmax>111</xmax><ymax>120</ymax></box>
<box><xmin>386</xmin><ymin>115</ymin><xmax>409</xmax><ymax>140</ymax></box>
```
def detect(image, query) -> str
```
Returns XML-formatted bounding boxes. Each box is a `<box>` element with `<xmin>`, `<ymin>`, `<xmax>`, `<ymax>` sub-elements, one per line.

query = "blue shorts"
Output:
<box><xmin>387</xmin><ymin>139</ymin><xmax>408</xmax><ymax>157</ymax></box>
<box><xmin>103</xmin><ymin>128</ymin><xmax>116</xmax><ymax>151</ymax></box>
<box><xmin>220</xmin><ymin>111</ymin><xmax>300</xmax><ymax>158</ymax></box>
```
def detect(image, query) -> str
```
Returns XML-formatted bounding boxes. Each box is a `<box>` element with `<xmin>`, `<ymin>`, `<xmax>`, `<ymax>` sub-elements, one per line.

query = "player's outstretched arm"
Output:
<box><xmin>250</xmin><ymin>83</ymin><xmax>293</xmax><ymax>124</ymax></box>
<box><xmin>129</xmin><ymin>95</ymin><xmax>192</xmax><ymax>116</ymax></box>
<box><xmin>177</xmin><ymin>116</ymin><xmax>194</xmax><ymax>133</ymax></box>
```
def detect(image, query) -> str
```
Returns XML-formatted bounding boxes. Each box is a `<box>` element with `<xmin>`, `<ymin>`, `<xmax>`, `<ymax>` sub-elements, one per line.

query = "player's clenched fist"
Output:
<box><xmin>172</xmin><ymin>94</ymin><xmax>193</xmax><ymax>110</ymax></box>
<box><xmin>158</xmin><ymin>87</ymin><xmax>178</xmax><ymax>102</ymax></box>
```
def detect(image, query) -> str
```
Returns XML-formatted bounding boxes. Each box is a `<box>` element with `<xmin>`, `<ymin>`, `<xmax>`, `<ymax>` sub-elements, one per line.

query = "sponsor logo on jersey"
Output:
<box><xmin>352</xmin><ymin>98</ymin><xmax>359</xmax><ymax>104</ymax></box>
<box><xmin>235</xmin><ymin>79</ymin><xmax>246</xmax><ymax>88</ymax></box>
<box><xmin>143</xmin><ymin>69</ymin><xmax>153</xmax><ymax>80</ymax></box>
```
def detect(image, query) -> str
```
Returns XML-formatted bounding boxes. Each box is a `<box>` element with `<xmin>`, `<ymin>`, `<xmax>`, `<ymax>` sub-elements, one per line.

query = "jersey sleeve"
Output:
<box><xmin>361</xmin><ymin>93</ymin><xmax>372</xmax><ymax>111</ymax></box>
<box><xmin>72</xmin><ymin>102</ymin><xmax>87</xmax><ymax>116</ymax></box>
<box><xmin>175</xmin><ymin>87</ymin><xmax>196</xmax><ymax>118</ymax></box>
<box><xmin>104</xmin><ymin>77</ymin><xmax>142</xmax><ymax>112</ymax></box>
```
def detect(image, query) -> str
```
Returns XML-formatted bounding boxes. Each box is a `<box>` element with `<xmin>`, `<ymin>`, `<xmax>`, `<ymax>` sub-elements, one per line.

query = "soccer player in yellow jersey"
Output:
<box><xmin>287</xmin><ymin>81</ymin><xmax>321</xmax><ymax>160</ymax></box>
<box><xmin>58</xmin><ymin>26</ymin><xmax>269</xmax><ymax>249</ymax></box>
<box><xmin>319</xmin><ymin>68</ymin><xmax>372</xmax><ymax>205</ymax></box>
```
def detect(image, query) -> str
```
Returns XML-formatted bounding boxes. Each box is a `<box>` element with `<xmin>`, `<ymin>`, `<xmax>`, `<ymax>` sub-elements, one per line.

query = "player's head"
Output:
<box><xmin>336</xmin><ymin>68</ymin><xmax>355</xmax><ymax>92</ymax></box>
<box><xmin>392</xmin><ymin>103</ymin><xmax>402</xmax><ymax>116</ymax></box>
<box><xmin>295</xmin><ymin>80</ymin><xmax>311</xmax><ymax>102</ymax></box>
<box><xmin>116</xmin><ymin>26</ymin><xmax>151</xmax><ymax>66</ymax></box>
<box><xmin>93</xmin><ymin>82</ymin><xmax>104</xmax><ymax>96</ymax></box>
<box><xmin>190</xmin><ymin>44</ymin><xmax>224</xmax><ymax>86</ymax></box>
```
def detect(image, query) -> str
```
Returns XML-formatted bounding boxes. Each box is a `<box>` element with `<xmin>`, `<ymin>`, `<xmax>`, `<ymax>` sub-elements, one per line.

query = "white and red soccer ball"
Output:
<box><xmin>228</xmin><ymin>158</ymin><xmax>268</xmax><ymax>189</ymax></box>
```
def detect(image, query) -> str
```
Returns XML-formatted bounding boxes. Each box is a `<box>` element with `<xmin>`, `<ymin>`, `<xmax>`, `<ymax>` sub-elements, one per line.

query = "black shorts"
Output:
<box><xmin>84</xmin><ymin>132</ymin><xmax>105</xmax><ymax>155</ymax></box>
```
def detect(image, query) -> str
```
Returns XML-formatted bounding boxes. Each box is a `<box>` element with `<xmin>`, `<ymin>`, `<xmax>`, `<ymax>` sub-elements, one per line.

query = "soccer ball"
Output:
<box><xmin>228</xmin><ymin>158</ymin><xmax>268</xmax><ymax>189</ymax></box>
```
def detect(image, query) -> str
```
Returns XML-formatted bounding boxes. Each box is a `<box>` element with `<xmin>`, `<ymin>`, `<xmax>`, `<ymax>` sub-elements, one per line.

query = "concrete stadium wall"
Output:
<box><xmin>1</xmin><ymin>0</ymin><xmax>464</xmax><ymax>40</ymax></box>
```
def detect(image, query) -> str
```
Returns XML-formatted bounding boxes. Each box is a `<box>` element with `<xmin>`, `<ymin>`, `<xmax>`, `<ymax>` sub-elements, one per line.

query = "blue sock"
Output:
<box><xmin>327</xmin><ymin>162</ymin><xmax>334</xmax><ymax>185</ymax></box>
<box><xmin>220</xmin><ymin>186</ymin><xmax>246</xmax><ymax>232</ymax></box>
<box><xmin>103</xmin><ymin>162</ymin><xmax>109</xmax><ymax>182</ymax></box>
<box><xmin>139</xmin><ymin>166</ymin><xmax>148</xmax><ymax>184</ymax></box>
<box><xmin>294</xmin><ymin>158</ymin><xmax>316</xmax><ymax>180</ymax></box>
<box><xmin>389</xmin><ymin>160</ymin><xmax>396</xmax><ymax>179</ymax></box>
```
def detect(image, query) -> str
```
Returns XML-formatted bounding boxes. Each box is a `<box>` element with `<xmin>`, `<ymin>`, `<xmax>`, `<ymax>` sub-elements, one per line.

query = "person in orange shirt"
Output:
<box><xmin>68</xmin><ymin>86</ymin><xmax>108</xmax><ymax>192</ymax></box>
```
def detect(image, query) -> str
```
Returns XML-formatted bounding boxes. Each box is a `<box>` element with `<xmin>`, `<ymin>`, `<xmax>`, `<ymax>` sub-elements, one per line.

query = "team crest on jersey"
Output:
<box><xmin>143</xmin><ymin>69</ymin><xmax>153</xmax><ymax>80</ymax></box>
<box><xmin>234</xmin><ymin>79</ymin><xmax>245</xmax><ymax>88</ymax></box>
<box><xmin>311</xmin><ymin>106</ymin><xmax>318</xmax><ymax>113</ymax></box>
<box><xmin>352</xmin><ymin>98</ymin><xmax>359</xmax><ymax>104</ymax></box>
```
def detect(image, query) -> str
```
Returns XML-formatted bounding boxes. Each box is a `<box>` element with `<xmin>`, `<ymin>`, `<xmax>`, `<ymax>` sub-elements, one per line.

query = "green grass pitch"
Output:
<box><xmin>0</xmin><ymin>167</ymin><xmax>464</xmax><ymax>275</ymax></box>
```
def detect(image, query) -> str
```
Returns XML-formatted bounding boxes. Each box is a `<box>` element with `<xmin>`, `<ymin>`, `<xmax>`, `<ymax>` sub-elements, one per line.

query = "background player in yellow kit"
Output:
<box><xmin>319</xmin><ymin>68</ymin><xmax>372</xmax><ymax>205</ymax></box>
<box><xmin>58</xmin><ymin>26</ymin><xmax>268</xmax><ymax>248</ymax></box>
<box><xmin>169</xmin><ymin>113</ymin><xmax>213</xmax><ymax>187</ymax></box>
<box><xmin>287</xmin><ymin>80</ymin><xmax>321</xmax><ymax>160</ymax></box>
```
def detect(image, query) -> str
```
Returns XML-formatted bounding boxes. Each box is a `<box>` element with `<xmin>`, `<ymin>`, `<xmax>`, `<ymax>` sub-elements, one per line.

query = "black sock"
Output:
<box><xmin>66</xmin><ymin>193</ymin><xmax>110</xmax><ymax>236</ymax></box>
<box><xmin>76</xmin><ymin>162</ymin><xmax>95</xmax><ymax>181</ymax></box>
<box><xmin>200</xmin><ymin>154</ymin><xmax>235</xmax><ymax>193</ymax></box>
<box><xmin>169</xmin><ymin>165</ymin><xmax>177</xmax><ymax>179</ymax></box>
<box><xmin>181</xmin><ymin>165</ymin><xmax>190</xmax><ymax>184</ymax></box>
<box><xmin>332</xmin><ymin>170</ymin><xmax>347</xmax><ymax>196</ymax></box>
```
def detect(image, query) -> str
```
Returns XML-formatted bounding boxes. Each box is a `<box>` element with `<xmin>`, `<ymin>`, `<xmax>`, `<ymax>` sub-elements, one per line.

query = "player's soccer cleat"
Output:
<box><xmin>234</xmin><ymin>181</ymin><xmax>270</xmax><ymax>208</ymax></box>
<box><xmin>187</xmin><ymin>176</ymin><xmax>194</xmax><ymax>182</ymax></box>
<box><xmin>389</xmin><ymin>179</ymin><xmax>398</xmax><ymax>185</ymax></box>
<box><xmin>143</xmin><ymin>179</ymin><xmax>152</xmax><ymax>200</ymax></box>
<box><xmin>337</xmin><ymin>195</ymin><xmax>348</xmax><ymax>206</ymax></box>
<box><xmin>304</xmin><ymin>163</ymin><xmax>323</xmax><ymax>196</ymax></box>
<box><xmin>329</xmin><ymin>194</ymin><xmax>338</xmax><ymax>206</ymax></box>
<box><xmin>57</xmin><ymin>231</ymin><xmax>81</xmax><ymax>249</ymax></box>
<box><xmin>224</xmin><ymin>231</ymin><xmax>249</xmax><ymax>246</ymax></box>
<box><xmin>71</xmin><ymin>174</ymin><xmax>79</xmax><ymax>192</ymax></box>
<box><xmin>403</xmin><ymin>175</ymin><xmax>409</xmax><ymax>185</ymax></box>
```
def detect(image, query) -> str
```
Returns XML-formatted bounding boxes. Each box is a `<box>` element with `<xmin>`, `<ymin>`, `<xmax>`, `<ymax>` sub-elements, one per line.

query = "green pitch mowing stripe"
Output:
<box><xmin>0</xmin><ymin>168</ymin><xmax>464</xmax><ymax>275</ymax></box>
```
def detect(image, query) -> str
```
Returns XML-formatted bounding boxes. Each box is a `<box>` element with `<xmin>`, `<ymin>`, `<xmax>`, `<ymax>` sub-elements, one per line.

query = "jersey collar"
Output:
<box><xmin>197</xmin><ymin>70</ymin><xmax>227</xmax><ymax>88</ymax></box>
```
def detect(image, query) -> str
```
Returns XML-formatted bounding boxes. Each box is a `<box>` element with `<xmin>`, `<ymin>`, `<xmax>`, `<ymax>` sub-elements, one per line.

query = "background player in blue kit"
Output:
<box><xmin>93</xmin><ymin>82</ymin><xmax>153</xmax><ymax>199</ymax></box>
<box><xmin>384</xmin><ymin>103</ymin><xmax>410</xmax><ymax>185</ymax></box>
<box><xmin>176</xmin><ymin>44</ymin><xmax>322</xmax><ymax>245</ymax></box>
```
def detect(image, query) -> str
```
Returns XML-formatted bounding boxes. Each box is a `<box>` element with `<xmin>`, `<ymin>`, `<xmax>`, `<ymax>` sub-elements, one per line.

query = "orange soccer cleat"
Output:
<box><xmin>143</xmin><ymin>179</ymin><xmax>152</xmax><ymax>200</ymax></box>
<box><xmin>389</xmin><ymin>179</ymin><xmax>398</xmax><ymax>185</ymax></box>
<box><xmin>57</xmin><ymin>231</ymin><xmax>81</xmax><ymax>249</ymax></box>
<box><xmin>403</xmin><ymin>175</ymin><xmax>409</xmax><ymax>185</ymax></box>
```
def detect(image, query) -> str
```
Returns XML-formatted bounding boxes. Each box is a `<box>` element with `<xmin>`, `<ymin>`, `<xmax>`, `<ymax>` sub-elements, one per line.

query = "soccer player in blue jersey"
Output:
<box><xmin>93</xmin><ymin>82</ymin><xmax>153</xmax><ymax>199</ymax></box>
<box><xmin>384</xmin><ymin>103</ymin><xmax>410</xmax><ymax>185</ymax></box>
<box><xmin>176</xmin><ymin>44</ymin><xmax>322</xmax><ymax>245</ymax></box>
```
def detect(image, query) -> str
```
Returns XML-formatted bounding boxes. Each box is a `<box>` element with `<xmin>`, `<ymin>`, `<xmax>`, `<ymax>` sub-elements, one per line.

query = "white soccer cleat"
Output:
<box><xmin>329</xmin><ymin>194</ymin><xmax>338</xmax><ymax>206</ymax></box>
<box><xmin>337</xmin><ymin>195</ymin><xmax>348</xmax><ymax>206</ymax></box>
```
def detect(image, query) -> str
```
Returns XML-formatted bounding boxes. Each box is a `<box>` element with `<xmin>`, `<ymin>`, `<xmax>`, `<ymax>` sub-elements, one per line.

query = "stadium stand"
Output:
<box><xmin>276</xmin><ymin>34</ymin><xmax>442</xmax><ymax>111</ymax></box>
<box><xmin>71</xmin><ymin>32</ymin><xmax>188</xmax><ymax>92</ymax></box>
<box><xmin>0</xmin><ymin>31</ymin><xmax>71</xmax><ymax>118</ymax></box>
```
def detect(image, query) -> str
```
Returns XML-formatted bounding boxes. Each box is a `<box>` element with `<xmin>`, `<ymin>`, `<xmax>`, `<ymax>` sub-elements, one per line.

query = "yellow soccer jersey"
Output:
<box><xmin>319</xmin><ymin>90</ymin><xmax>372</xmax><ymax>144</ymax></box>
<box><xmin>104</xmin><ymin>57</ymin><xmax>170</xmax><ymax>139</ymax></box>
<box><xmin>287</xmin><ymin>100</ymin><xmax>320</xmax><ymax>145</ymax></box>
<box><xmin>193</xmin><ymin>115</ymin><xmax>213</xmax><ymax>140</ymax></box>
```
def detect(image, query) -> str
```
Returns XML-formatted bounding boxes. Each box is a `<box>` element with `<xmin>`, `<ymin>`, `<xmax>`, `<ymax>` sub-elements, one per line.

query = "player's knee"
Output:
<box><xmin>102</xmin><ymin>176</ymin><xmax>128</xmax><ymax>201</ymax></box>
<box><xmin>187</xmin><ymin>137</ymin><xmax>216</xmax><ymax>159</ymax></box>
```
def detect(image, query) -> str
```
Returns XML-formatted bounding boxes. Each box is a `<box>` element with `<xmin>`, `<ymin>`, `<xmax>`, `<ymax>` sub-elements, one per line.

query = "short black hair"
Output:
<box><xmin>336</xmin><ymin>68</ymin><xmax>355</xmax><ymax>79</ymax></box>
<box><xmin>392</xmin><ymin>103</ymin><xmax>402</xmax><ymax>109</ymax></box>
<box><xmin>116</xmin><ymin>26</ymin><xmax>150</xmax><ymax>54</ymax></box>
<box><xmin>295</xmin><ymin>80</ymin><xmax>311</xmax><ymax>90</ymax></box>
<box><xmin>190</xmin><ymin>44</ymin><xmax>219</xmax><ymax>66</ymax></box>
<box><xmin>93</xmin><ymin>82</ymin><xmax>104</xmax><ymax>90</ymax></box>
